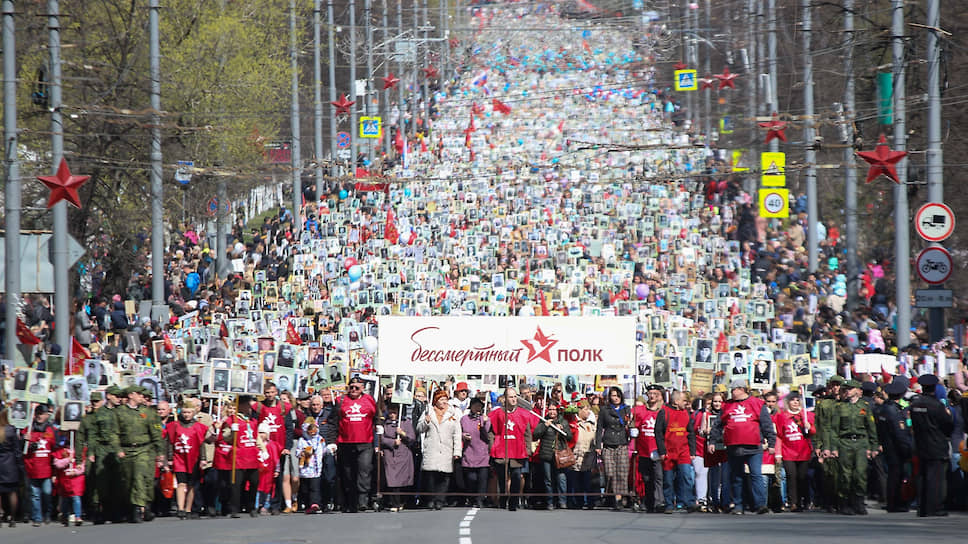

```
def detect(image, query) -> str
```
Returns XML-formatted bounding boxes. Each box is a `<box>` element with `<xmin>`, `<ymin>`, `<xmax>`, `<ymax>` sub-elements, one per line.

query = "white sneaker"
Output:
<box><xmin>68</xmin><ymin>514</ymin><xmax>76</xmax><ymax>524</ymax></box>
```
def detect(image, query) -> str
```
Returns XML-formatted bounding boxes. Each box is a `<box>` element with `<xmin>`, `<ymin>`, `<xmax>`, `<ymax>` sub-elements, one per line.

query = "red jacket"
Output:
<box><xmin>632</xmin><ymin>405</ymin><xmax>667</xmax><ymax>456</ymax></box>
<box><xmin>717</xmin><ymin>396</ymin><xmax>774</xmax><ymax>449</ymax></box>
<box><xmin>53</xmin><ymin>448</ymin><xmax>85</xmax><ymax>496</ymax></box>
<box><xmin>255</xmin><ymin>401</ymin><xmax>291</xmax><ymax>450</ymax></box>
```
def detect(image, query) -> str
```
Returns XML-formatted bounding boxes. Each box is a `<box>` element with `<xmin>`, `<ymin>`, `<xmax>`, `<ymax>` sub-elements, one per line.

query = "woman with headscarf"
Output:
<box><xmin>379</xmin><ymin>404</ymin><xmax>416</xmax><ymax>512</ymax></box>
<box><xmin>416</xmin><ymin>389</ymin><xmax>462</xmax><ymax>510</ymax></box>
<box><xmin>595</xmin><ymin>386</ymin><xmax>633</xmax><ymax>510</ymax></box>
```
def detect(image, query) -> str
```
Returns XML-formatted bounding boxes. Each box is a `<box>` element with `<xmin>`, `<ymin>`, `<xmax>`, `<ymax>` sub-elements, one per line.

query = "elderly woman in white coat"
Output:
<box><xmin>416</xmin><ymin>389</ymin><xmax>463</xmax><ymax>510</ymax></box>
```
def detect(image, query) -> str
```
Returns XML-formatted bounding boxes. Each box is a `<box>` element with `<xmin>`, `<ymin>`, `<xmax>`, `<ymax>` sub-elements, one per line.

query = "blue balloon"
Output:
<box><xmin>404</xmin><ymin>187</ymin><xmax>412</xmax><ymax>197</ymax></box>
<box><xmin>348</xmin><ymin>264</ymin><xmax>363</xmax><ymax>282</ymax></box>
<box><xmin>185</xmin><ymin>272</ymin><xmax>200</xmax><ymax>295</ymax></box>
<box><xmin>339</xmin><ymin>189</ymin><xmax>348</xmax><ymax>200</ymax></box>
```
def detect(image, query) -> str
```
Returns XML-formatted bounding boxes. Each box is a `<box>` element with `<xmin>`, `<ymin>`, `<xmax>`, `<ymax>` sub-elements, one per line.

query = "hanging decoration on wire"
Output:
<box><xmin>673</xmin><ymin>60</ymin><xmax>688</xmax><ymax>71</ymax></box>
<box><xmin>758</xmin><ymin>112</ymin><xmax>788</xmax><ymax>144</ymax></box>
<box><xmin>856</xmin><ymin>134</ymin><xmax>907</xmax><ymax>184</ymax></box>
<box><xmin>713</xmin><ymin>66</ymin><xmax>738</xmax><ymax>90</ymax></box>
<box><xmin>37</xmin><ymin>158</ymin><xmax>90</xmax><ymax>209</ymax></box>
<box><xmin>381</xmin><ymin>73</ymin><xmax>400</xmax><ymax>90</ymax></box>
<box><xmin>331</xmin><ymin>94</ymin><xmax>355</xmax><ymax>116</ymax></box>
<box><xmin>423</xmin><ymin>65</ymin><xmax>439</xmax><ymax>80</ymax></box>
<box><xmin>699</xmin><ymin>77</ymin><xmax>715</xmax><ymax>91</ymax></box>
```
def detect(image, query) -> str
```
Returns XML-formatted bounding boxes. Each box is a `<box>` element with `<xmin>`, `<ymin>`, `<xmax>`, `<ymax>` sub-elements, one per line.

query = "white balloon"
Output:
<box><xmin>349</xmin><ymin>281</ymin><xmax>361</xmax><ymax>291</ymax></box>
<box><xmin>362</xmin><ymin>335</ymin><xmax>378</xmax><ymax>354</ymax></box>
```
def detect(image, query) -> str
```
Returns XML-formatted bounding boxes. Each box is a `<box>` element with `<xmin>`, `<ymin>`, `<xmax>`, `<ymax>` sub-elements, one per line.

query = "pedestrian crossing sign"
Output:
<box><xmin>674</xmin><ymin>69</ymin><xmax>698</xmax><ymax>91</ymax></box>
<box><xmin>360</xmin><ymin>116</ymin><xmax>382</xmax><ymax>139</ymax></box>
<box><xmin>761</xmin><ymin>151</ymin><xmax>786</xmax><ymax>187</ymax></box>
<box><xmin>731</xmin><ymin>149</ymin><xmax>750</xmax><ymax>172</ymax></box>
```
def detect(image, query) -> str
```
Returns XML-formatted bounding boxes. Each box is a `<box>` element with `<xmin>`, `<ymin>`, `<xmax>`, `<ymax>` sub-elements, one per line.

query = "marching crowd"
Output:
<box><xmin>1</xmin><ymin>0</ymin><xmax>967</xmax><ymax>529</ymax></box>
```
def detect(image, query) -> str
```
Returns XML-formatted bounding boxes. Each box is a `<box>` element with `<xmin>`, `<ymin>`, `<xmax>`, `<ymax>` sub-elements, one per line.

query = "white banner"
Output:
<box><xmin>376</xmin><ymin>317</ymin><xmax>635</xmax><ymax>376</ymax></box>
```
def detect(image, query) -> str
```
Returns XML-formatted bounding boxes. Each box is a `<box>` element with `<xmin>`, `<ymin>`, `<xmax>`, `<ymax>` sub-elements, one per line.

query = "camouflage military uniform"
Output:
<box><xmin>110</xmin><ymin>386</ymin><xmax>164</xmax><ymax>516</ymax></box>
<box><xmin>827</xmin><ymin>381</ymin><xmax>877</xmax><ymax>515</ymax></box>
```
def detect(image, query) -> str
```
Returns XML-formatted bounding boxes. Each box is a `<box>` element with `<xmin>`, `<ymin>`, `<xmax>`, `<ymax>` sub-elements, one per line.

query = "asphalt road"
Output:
<box><xmin>0</xmin><ymin>507</ymin><xmax>963</xmax><ymax>544</ymax></box>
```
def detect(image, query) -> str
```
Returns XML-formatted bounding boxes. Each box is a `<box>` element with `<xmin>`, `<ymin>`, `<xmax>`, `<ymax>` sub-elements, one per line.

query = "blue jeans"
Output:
<box><xmin>663</xmin><ymin>463</ymin><xmax>696</xmax><ymax>509</ymax></box>
<box><xmin>728</xmin><ymin>451</ymin><xmax>765</xmax><ymax>511</ymax></box>
<box><xmin>29</xmin><ymin>478</ymin><xmax>52</xmax><ymax>522</ymax></box>
<box><xmin>541</xmin><ymin>461</ymin><xmax>567</xmax><ymax>507</ymax></box>
<box><xmin>707</xmin><ymin>464</ymin><xmax>725</xmax><ymax>507</ymax></box>
<box><xmin>61</xmin><ymin>496</ymin><xmax>82</xmax><ymax>519</ymax></box>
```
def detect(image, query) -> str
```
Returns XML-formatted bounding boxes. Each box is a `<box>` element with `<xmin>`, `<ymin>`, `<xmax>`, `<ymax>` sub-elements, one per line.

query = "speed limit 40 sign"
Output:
<box><xmin>758</xmin><ymin>188</ymin><xmax>789</xmax><ymax>218</ymax></box>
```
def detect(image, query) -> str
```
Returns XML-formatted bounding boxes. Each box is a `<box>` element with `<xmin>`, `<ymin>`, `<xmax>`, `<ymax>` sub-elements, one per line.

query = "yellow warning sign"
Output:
<box><xmin>759</xmin><ymin>188</ymin><xmax>790</xmax><ymax>218</ymax></box>
<box><xmin>731</xmin><ymin>150</ymin><xmax>750</xmax><ymax>172</ymax></box>
<box><xmin>761</xmin><ymin>152</ymin><xmax>785</xmax><ymax>187</ymax></box>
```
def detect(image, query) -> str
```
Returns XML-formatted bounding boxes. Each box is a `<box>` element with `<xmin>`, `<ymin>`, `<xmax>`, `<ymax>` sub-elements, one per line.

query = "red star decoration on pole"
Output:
<box><xmin>856</xmin><ymin>134</ymin><xmax>908</xmax><ymax>184</ymax></box>
<box><xmin>713</xmin><ymin>66</ymin><xmax>738</xmax><ymax>90</ymax></box>
<box><xmin>758</xmin><ymin>112</ymin><xmax>788</xmax><ymax>144</ymax></box>
<box><xmin>673</xmin><ymin>61</ymin><xmax>688</xmax><ymax>70</ymax></box>
<box><xmin>423</xmin><ymin>65</ymin><xmax>439</xmax><ymax>79</ymax></box>
<box><xmin>699</xmin><ymin>77</ymin><xmax>714</xmax><ymax>90</ymax></box>
<box><xmin>37</xmin><ymin>158</ymin><xmax>90</xmax><ymax>209</ymax></box>
<box><xmin>449</xmin><ymin>37</ymin><xmax>459</xmax><ymax>48</ymax></box>
<box><xmin>381</xmin><ymin>73</ymin><xmax>400</xmax><ymax>90</ymax></box>
<box><xmin>331</xmin><ymin>93</ymin><xmax>355</xmax><ymax>115</ymax></box>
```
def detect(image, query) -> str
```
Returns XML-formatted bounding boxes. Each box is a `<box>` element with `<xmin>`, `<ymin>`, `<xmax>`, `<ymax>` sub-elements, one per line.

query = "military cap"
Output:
<box><xmin>646</xmin><ymin>384</ymin><xmax>665</xmax><ymax>392</ymax></box>
<box><xmin>89</xmin><ymin>392</ymin><xmax>103</xmax><ymax>402</ymax></box>
<box><xmin>106</xmin><ymin>385</ymin><xmax>123</xmax><ymax>396</ymax></box>
<box><xmin>124</xmin><ymin>385</ymin><xmax>147</xmax><ymax>396</ymax></box>
<box><xmin>860</xmin><ymin>381</ymin><xmax>878</xmax><ymax>395</ymax></box>
<box><xmin>916</xmin><ymin>374</ymin><xmax>939</xmax><ymax>388</ymax></box>
<box><xmin>827</xmin><ymin>375</ymin><xmax>845</xmax><ymax>385</ymax></box>
<box><xmin>884</xmin><ymin>380</ymin><xmax>907</xmax><ymax>396</ymax></box>
<box><xmin>843</xmin><ymin>379</ymin><xmax>862</xmax><ymax>389</ymax></box>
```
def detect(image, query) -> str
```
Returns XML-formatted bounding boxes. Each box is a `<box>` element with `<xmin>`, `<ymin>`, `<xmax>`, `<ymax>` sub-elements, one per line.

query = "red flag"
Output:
<box><xmin>219</xmin><ymin>320</ymin><xmax>229</xmax><ymax>338</ymax></box>
<box><xmin>492</xmin><ymin>98</ymin><xmax>511</xmax><ymax>115</ymax></box>
<box><xmin>16</xmin><ymin>318</ymin><xmax>41</xmax><ymax>346</ymax></box>
<box><xmin>286</xmin><ymin>320</ymin><xmax>303</xmax><ymax>345</ymax></box>
<box><xmin>385</xmin><ymin>207</ymin><xmax>400</xmax><ymax>244</ymax></box>
<box><xmin>420</xmin><ymin>135</ymin><xmax>428</xmax><ymax>153</ymax></box>
<box><xmin>449</xmin><ymin>221</ymin><xmax>457</xmax><ymax>238</ymax></box>
<box><xmin>394</xmin><ymin>129</ymin><xmax>404</xmax><ymax>155</ymax></box>
<box><xmin>163</xmin><ymin>333</ymin><xmax>174</xmax><ymax>353</ymax></box>
<box><xmin>538</xmin><ymin>290</ymin><xmax>549</xmax><ymax>316</ymax></box>
<box><xmin>354</xmin><ymin>181</ymin><xmax>390</xmax><ymax>193</ymax></box>
<box><xmin>407</xmin><ymin>229</ymin><xmax>418</xmax><ymax>245</ymax></box>
<box><xmin>715</xmin><ymin>331</ymin><xmax>729</xmax><ymax>353</ymax></box>
<box><xmin>69</xmin><ymin>337</ymin><xmax>90</xmax><ymax>376</ymax></box>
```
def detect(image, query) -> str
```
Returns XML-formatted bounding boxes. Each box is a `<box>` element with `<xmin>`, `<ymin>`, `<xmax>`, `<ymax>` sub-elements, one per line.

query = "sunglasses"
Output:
<box><xmin>349</xmin><ymin>384</ymin><xmax>363</xmax><ymax>390</ymax></box>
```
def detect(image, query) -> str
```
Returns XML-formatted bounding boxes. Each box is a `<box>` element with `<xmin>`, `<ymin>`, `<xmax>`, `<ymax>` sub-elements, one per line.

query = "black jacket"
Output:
<box><xmin>0</xmin><ymin>425</ymin><xmax>23</xmax><ymax>485</ymax></box>
<box><xmin>535</xmin><ymin>415</ymin><xmax>574</xmax><ymax>463</ymax></box>
<box><xmin>909</xmin><ymin>394</ymin><xmax>953</xmax><ymax>460</ymax></box>
<box><xmin>874</xmin><ymin>400</ymin><xmax>912</xmax><ymax>461</ymax></box>
<box><xmin>595</xmin><ymin>404</ymin><xmax>631</xmax><ymax>449</ymax></box>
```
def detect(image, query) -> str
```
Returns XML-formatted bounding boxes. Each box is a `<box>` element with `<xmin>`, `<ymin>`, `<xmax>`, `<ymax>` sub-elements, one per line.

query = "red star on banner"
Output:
<box><xmin>423</xmin><ymin>65</ymin><xmax>439</xmax><ymax>79</ymax></box>
<box><xmin>37</xmin><ymin>158</ymin><xmax>90</xmax><ymax>209</ymax></box>
<box><xmin>758</xmin><ymin>112</ymin><xmax>788</xmax><ymax>144</ymax></box>
<box><xmin>520</xmin><ymin>326</ymin><xmax>558</xmax><ymax>364</ymax></box>
<box><xmin>855</xmin><ymin>134</ymin><xmax>908</xmax><ymax>184</ymax></box>
<box><xmin>673</xmin><ymin>61</ymin><xmax>688</xmax><ymax>70</ymax></box>
<box><xmin>331</xmin><ymin>93</ymin><xmax>355</xmax><ymax>115</ymax></box>
<box><xmin>381</xmin><ymin>73</ymin><xmax>400</xmax><ymax>90</ymax></box>
<box><xmin>699</xmin><ymin>77</ymin><xmax>715</xmax><ymax>90</ymax></box>
<box><xmin>713</xmin><ymin>66</ymin><xmax>738</xmax><ymax>90</ymax></box>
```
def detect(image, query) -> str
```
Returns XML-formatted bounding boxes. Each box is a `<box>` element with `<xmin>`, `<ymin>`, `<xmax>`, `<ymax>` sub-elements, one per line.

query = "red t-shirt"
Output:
<box><xmin>23</xmin><ymin>425</ymin><xmax>56</xmax><ymax>479</ymax></box>
<box><xmin>165</xmin><ymin>419</ymin><xmax>208</xmax><ymax>473</ymax></box>
<box><xmin>219</xmin><ymin>415</ymin><xmax>260</xmax><ymax>470</ymax></box>
<box><xmin>774</xmin><ymin>410</ymin><xmax>815</xmax><ymax>461</ymax></box>
<box><xmin>488</xmin><ymin>407</ymin><xmax>531</xmax><ymax>460</ymax></box>
<box><xmin>256</xmin><ymin>401</ymin><xmax>291</xmax><ymax>450</ymax></box>
<box><xmin>53</xmin><ymin>448</ymin><xmax>85</xmax><ymax>497</ymax></box>
<box><xmin>337</xmin><ymin>394</ymin><xmax>377</xmax><ymax>444</ymax></box>
<box><xmin>721</xmin><ymin>396</ymin><xmax>766</xmax><ymax>447</ymax></box>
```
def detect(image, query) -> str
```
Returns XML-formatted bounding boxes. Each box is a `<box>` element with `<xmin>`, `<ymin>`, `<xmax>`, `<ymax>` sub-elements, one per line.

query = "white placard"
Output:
<box><xmin>376</xmin><ymin>317</ymin><xmax>635</xmax><ymax>376</ymax></box>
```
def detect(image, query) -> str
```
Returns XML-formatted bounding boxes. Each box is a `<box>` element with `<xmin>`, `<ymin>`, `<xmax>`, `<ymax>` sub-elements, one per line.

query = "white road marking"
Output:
<box><xmin>458</xmin><ymin>507</ymin><xmax>477</xmax><ymax>544</ymax></box>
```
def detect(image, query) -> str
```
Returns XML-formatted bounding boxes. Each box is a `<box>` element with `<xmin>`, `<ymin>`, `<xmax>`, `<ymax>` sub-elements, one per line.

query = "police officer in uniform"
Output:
<box><xmin>111</xmin><ymin>385</ymin><xmax>164</xmax><ymax>523</ymax></box>
<box><xmin>827</xmin><ymin>379</ymin><xmax>877</xmax><ymax>515</ymax></box>
<box><xmin>909</xmin><ymin>374</ymin><xmax>954</xmax><ymax>517</ymax></box>
<box><xmin>814</xmin><ymin>375</ymin><xmax>843</xmax><ymax>511</ymax></box>
<box><xmin>875</xmin><ymin>379</ymin><xmax>912</xmax><ymax>512</ymax></box>
<box><xmin>90</xmin><ymin>384</ymin><xmax>123</xmax><ymax>523</ymax></box>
